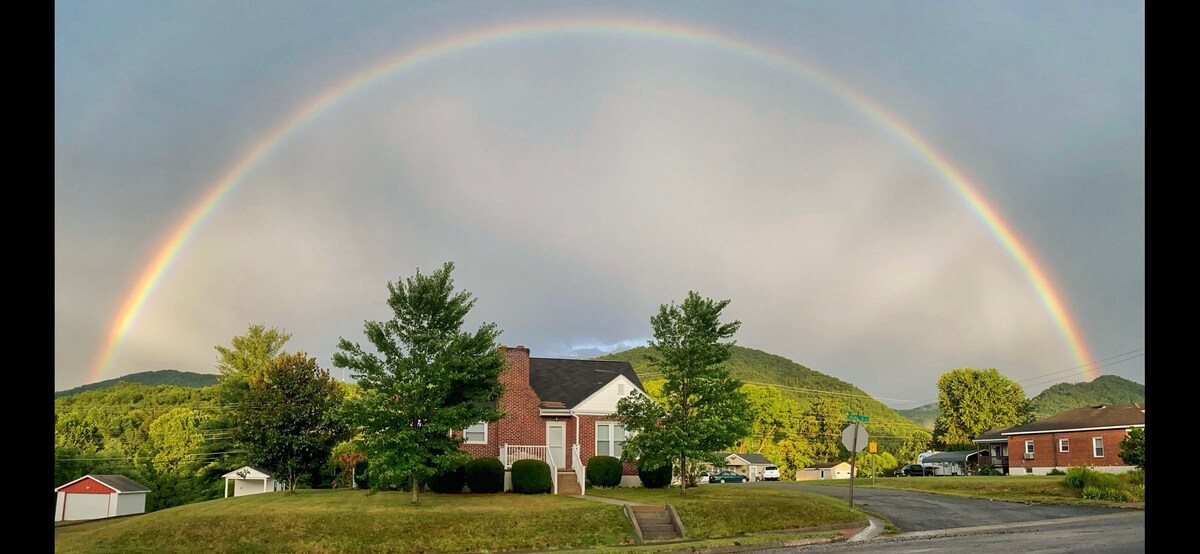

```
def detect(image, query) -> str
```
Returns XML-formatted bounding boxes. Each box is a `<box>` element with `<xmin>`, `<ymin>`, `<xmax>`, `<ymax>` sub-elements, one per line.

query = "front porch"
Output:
<box><xmin>501</xmin><ymin>444</ymin><xmax>586</xmax><ymax>495</ymax></box>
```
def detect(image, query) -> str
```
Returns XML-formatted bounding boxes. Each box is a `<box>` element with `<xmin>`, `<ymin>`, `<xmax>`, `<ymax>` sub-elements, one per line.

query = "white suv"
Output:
<box><xmin>762</xmin><ymin>465</ymin><xmax>780</xmax><ymax>481</ymax></box>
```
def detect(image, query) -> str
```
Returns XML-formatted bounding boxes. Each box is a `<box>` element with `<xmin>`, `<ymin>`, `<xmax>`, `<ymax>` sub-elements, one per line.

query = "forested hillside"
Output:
<box><xmin>1027</xmin><ymin>375</ymin><xmax>1145</xmax><ymax>419</ymax></box>
<box><xmin>56</xmin><ymin>369</ymin><xmax>219</xmax><ymax>398</ymax></box>
<box><xmin>598</xmin><ymin>345</ymin><xmax>926</xmax><ymax>451</ymax></box>
<box><xmin>896</xmin><ymin>402</ymin><xmax>939</xmax><ymax>429</ymax></box>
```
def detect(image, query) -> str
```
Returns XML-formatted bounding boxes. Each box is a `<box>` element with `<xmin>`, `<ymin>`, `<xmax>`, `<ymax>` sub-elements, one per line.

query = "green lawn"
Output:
<box><xmin>586</xmin><ymin>485</ymin><xmax>867</xmax><ymax>539</ymax></box>
<box><xmin>799</xmin><ymin>475</ymin><xmax>1145</xmax><ymax>507</ymax></box>
<box><xmin>54</xmin><ymin>489</ymin><xmax>638</xmax><ymax>554</ymax></box>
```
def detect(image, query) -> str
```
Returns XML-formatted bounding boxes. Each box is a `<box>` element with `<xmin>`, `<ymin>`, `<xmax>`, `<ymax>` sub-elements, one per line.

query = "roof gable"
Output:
<box><xmin>56</xmin><ymin>474</ymin><xmax>150</xmax><ymax>493</ymax></box>
<box><xmin>1002</xmin><ymin>403</ymin><xmax>1145</xmax><ymax>435</ymax></box>
<box><xmin>222</xmin><ymin>466</ymin><xmax>273</xmax><ymax>479</ymax></box>
<box><xmin>529</xmin><ymin>358</ymin><xmax>644</xmax><ymax>409</ymax></box>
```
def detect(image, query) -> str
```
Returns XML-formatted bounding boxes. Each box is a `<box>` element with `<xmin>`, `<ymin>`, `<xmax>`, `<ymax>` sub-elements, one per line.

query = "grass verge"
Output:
<box><xmin>799</xmin><ymin>475</ymin><xmax>1145</xmax><ymax>508</ymax></box>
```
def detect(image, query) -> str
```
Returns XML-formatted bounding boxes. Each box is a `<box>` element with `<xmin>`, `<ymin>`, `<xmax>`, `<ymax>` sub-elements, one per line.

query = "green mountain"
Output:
<box><xmin>597</xmin><ymin>345</ymin><xmax>926</xmax><ymax>450</ymax></box>
<box><xmin>1027</xmin><ymin>374</ymin><xmax>1145</xmax><ymax>419</ymax></box>
<box><xmin>56</xmin><ymin>369</ymin><xmax>220</xmax><ymax>398</ymax></box>
<box><xmin>896</xmin><ymin>402</ymin><xmax>939</xmax><ymax>430</ymax></box>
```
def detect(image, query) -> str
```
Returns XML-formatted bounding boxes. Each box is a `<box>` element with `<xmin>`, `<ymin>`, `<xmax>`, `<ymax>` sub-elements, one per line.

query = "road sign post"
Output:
<box><xmin>842</xmin><ymin>422</ymin><xmax>869</xmax><ymax>509</ymax></box>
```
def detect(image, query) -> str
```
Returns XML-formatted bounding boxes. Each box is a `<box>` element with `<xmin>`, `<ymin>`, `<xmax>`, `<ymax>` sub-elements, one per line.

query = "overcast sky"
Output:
<box><xmin>55</xmin><ymin>0</ymin><xmax>1144</xmax><ymax>407</ymax></box>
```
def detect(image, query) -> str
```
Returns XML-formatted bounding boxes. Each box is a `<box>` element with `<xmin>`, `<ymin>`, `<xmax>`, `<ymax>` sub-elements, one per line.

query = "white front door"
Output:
<box><xmin>546</xmin><ymin>422</ymin><xmax>566</xmax><ymax>469</ymax></box>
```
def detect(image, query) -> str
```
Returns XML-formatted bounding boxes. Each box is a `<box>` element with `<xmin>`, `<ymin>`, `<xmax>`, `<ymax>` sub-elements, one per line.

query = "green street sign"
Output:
<box><xmin>847</xmin><ymin>413</ymin><xmax>869</xmax><ymax>422</ymax></box>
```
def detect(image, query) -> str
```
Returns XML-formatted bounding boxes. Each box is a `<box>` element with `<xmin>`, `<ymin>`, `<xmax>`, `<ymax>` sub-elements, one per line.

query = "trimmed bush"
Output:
<box><xmin>511</xmin><ymin>459</ymin><xmax>552</xmax><ymax>494</ymax></box>
<box><xmin>427</xmin><ymin>460</ymin><xmax>467</xmax><ymax>494</ymax></box>
<box><xmin>1048</xmin><ymin>468</ymin><xmax>1066</xmax><ymax>476</ymax></box>
<box><xmin>637</xmin><ymin>459</ymin><xmax>673</xmax><ymax>488</ymax></box>
<box><xmin>586</xmin><ymin>455</ymin><xmax>623</xmax><ymax>487</ymax></box>
<box><xmin>465</xmin><ymin>456</ymin><xmax>505</xmax><ymax>493</ymax></box>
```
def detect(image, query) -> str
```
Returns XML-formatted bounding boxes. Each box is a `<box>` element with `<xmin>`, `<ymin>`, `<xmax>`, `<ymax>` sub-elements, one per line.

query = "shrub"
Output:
<box><xmin>1082</xmin><ymin>485</ymin><xmax>1135</xmax><ymax>502</ymax></box>
<box><xmin>977</xmin><ymin>464</ymin><xmax>1002</xmax><ymax>476</ymax></box>
<box><xmin>353</xmin><ymin>459</ymin><xmax>369</xmax><ymax>489</ymax></box>
<box><xmin>586</xmin><ymin>455</ymin><xmax>623</xmax><ymax>487</ymax></box>
<box><xmin>1048</xmin><ymin>468</ymin><xmax>1066</xmax><ymax>476</ymax></box>
<box><xmin>511</xmin><ymin>459</ymin><xmax>552</xmax><ymax>494</ymax></box>
<box><xmin>465</xmin><ymin>457</ymin><xmax>505</xmax><ymax>493</ymax></box>
<box><xmin>638</xmin><ymin>459</ymin><xmax>673</xmax><ymax>488</ymax></box>
<box><xmin>427</xmin><ymin>460</ymin><xmax>467</xmax><ymax>494</ymax></box>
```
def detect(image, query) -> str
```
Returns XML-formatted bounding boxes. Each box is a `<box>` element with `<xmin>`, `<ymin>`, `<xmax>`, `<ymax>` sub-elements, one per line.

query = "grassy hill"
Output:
<box><xmin>56</xmin><ymin>370</ymin><xmax>219</xmax><ymax>398</ymax></box>
<box><xmin>896</xmin><ymin>402</ymin><xmax>939</xmax><ymax>430</ymax></box>
<box><xmin>1027</xmin><ymin>374</ymin><xmax>1145</xmax><ymax>419</ymax></box>
<box><xmin>597</xmin><ymin>345</ymin><xmax>926</xmax><ymax>450</ymax></box>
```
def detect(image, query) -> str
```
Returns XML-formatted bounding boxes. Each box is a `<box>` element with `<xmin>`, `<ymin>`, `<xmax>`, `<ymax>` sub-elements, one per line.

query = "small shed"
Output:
<box><xmin>55</xmin><ymin>474</ymin><xmax>150</xmax><ymax>521</ymax></box>
<box><xmin>796</xmin><ymin>461</ymin><xmax>855</xmax><ymax>481</ymax></box>
<box><xmin>715</xmin><ymin>452</ymin><xmax>777</xmax><ymax>481</ymax></box>
<box><xmin>920</xmin><ymin>450</ymin><xmax>981</xmax><ymax>476</ymax></box>
<box><xmin>222</xmin><ymin>466</ymin><xmax>283</xmax><ymax>497</ymax></box>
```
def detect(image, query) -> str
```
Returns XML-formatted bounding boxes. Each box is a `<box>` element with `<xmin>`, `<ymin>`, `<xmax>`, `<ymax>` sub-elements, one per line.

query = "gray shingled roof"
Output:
<box><xmin>1002</xmin><ymin>403</ymin><xmax>1145</xmax><ymax>435</ymax></box>
<box><xmin>89</xmin><ymin>475</ymin><xmax>150</xmax><ymax>492</ymax></box>
<box><xmin>528</xmin><ymin>358</ymin><xmax>643</xmax><ymax>408</ymax></box>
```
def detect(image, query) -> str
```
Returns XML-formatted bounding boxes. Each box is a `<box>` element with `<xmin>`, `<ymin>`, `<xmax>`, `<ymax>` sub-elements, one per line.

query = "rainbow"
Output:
<box><xmin>88</xmin><ymin>16</ymin><xmax>1095</xmax><ymax>382</ymax></box>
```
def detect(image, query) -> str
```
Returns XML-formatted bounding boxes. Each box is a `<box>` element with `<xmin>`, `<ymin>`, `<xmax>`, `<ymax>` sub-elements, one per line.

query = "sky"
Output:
<box><xmin>55</xmin><ymin>0</ymin><xmax>1144</xmax><ymax>408</ymax></box>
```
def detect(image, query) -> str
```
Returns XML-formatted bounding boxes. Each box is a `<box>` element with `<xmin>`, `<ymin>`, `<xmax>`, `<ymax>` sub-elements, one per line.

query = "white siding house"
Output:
<box><xmin>55</xmin><ymin>475</ymin><xmax>150</xmax><ymax>521</ymax></box>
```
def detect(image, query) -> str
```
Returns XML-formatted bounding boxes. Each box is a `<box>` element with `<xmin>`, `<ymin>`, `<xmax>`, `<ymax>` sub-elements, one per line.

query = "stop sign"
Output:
<box><xmin>841</xmin><ymin>423</ymin><xmax>869</xmax><ymax>452</ymax></box>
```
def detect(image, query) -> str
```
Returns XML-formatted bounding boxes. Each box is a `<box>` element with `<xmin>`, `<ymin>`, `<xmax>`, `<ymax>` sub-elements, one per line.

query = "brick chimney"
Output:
<box><xmin>496</xmin><ymin>345</ymin><xmax>544</xmax><ymax>447</ymax></box>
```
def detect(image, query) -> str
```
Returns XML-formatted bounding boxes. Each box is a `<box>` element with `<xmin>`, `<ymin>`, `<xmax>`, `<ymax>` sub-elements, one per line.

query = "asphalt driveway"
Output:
<box><xmin>755</xmin><ymin>482</ymin><xmax>1136</xmax><ymax>532</ymax></box>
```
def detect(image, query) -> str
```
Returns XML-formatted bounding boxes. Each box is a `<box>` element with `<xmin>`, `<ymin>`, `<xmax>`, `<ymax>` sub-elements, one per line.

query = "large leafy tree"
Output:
<box><xmin>898</xmin><ymin>430</ymin><xmax>933</xmax><ymax>464</ymax></box>
<box><xmin>801</xmin><ymin>397</ymin><xmax>847</xmax><ymax>463</ymax></box>
<box><xmin>231</xmin><ymin>352</ymin><xmax>347</xmax><ymax>492</ymax></box>
<box><xmin>616</xmin><ymin>291</ymin><xmax>752</xmax><ymax>495</ymax></box>
<box><xmin>932</xmin><ymin>368</ymin><xmax>1029</xmax><ymax>449</ymax></box>
<box><xmin>735</xmin><ymin>384</ymin><xmax>801</xmax><ymax>454</ymax></box>
<box><xmin>215</xmin><ymin>324</ymin><xmax>293</xmax><ymax>400</ymax></box>
<box><xmin>333</xmin><ymin>262</ymin><xmax>506</xmax><ymax>503</ymax></box>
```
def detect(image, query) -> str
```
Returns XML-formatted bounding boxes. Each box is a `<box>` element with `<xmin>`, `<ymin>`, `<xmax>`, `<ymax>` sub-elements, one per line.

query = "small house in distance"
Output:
<box><xmin>55</xmin><ymin>474</ymin><xmax>150</xmax><ymax>521</ymax></box>
<box><xmin>796</xmin><ymin>461</ymin><xmax>855</xmax><ymax>480</ymax></box>
<box><xmin>222</xmin><ymin>466</ymin><xmax>283</xmax><ymax>497</ymax></box>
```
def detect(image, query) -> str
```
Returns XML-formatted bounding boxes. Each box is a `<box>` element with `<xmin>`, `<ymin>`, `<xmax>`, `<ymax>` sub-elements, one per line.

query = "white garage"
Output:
<box><xmin>222</xmin><ymin>466</ymin><xmax>283</xmax><ymax>497</ymax></box>
<box><xmin>55</xmin><ymin>474</ymin><xmax>150</xmax><ymax>521</ymax></box>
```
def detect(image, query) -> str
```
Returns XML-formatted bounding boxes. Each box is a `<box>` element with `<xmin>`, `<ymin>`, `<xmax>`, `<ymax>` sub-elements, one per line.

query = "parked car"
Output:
<box><xmin>708</xmin><ymin>470</ymin><xmax>749</xmax><ymax>483</ymax></box>
<box><xmin>894</xmin><ymin>464</ymin><xmax>928</xmax><ymax>477</ymax></box>
<box><xmin>762</xmin><ymin>466</ymin><xmax>780</xmax><ymax>481</ymax></box>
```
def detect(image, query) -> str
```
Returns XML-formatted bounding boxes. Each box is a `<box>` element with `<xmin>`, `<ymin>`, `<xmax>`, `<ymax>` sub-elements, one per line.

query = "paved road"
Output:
<box><xmin>755</xmin><ymin>482</ymin><xmax>1135</xmax><ymax>532</ymax></box>
<box><xmin>758</xmin><ymin>511</ymin><xmax>1146</xmax><ymax>553</ymax></box>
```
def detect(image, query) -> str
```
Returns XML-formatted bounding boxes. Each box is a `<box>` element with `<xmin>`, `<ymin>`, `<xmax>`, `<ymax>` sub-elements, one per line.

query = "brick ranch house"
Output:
<box><xmin>458</xmin><ymin>345</ymin><xmax>648</xmax><ymax>494</ymax></box>
<box><xmin>975</xmin><ymin>403</ymin><xmax>1144</xmax><ymax>475</ymax></box>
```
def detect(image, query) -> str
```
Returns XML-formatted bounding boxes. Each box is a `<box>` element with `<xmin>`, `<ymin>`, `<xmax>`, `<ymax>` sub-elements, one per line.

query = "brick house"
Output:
<box><xmin>998</xmin><ymin>403</ymin><xmax>1144</xmax><ymax>475</ymax></box>
<box><xmin>459</xmin><ymin>345</ymin><xmax>648</xmax><ymax>494</ymax></box>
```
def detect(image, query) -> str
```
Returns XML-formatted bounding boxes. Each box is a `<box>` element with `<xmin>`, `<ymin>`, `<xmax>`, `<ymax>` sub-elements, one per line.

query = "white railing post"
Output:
<box><xmin>501</xmin><ymin>443</ymin><xmax>508</xmax><ymax>467</ymax></box>
<box><xmin>572</xmin><ymin>444</ymin><xmax>585</xmax><ymax>496</ymax></box>
<box><xmin>548</xmin><ymin>448</ymin><xmax>558</xmax><ymax>495</ymax></box>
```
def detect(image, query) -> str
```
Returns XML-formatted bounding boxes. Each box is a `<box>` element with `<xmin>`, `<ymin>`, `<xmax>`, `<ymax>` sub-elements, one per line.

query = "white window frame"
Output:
<box><xmin>596</xmin><ymin>421</ymin><xmax>625</xmax><ymax>458</ymax></box>
<box><xmin>1025</xmin><ymin>440</ymin><xmax>1034</xmax><ymax>454</ymax></box>
<box><xmin>463</xmin><ymin>422</ymin><xmax>487</xmax><ymax>445</ymax></box>
<box><xmin>1093</xmin><ymin>437</ymin><xmax>1104</xmax><ymax>458</ymax></box>
<box><xmin>1059</xmin><ymin>438</ymin><xmax>1069</xmax><ymax>453</ymax></box>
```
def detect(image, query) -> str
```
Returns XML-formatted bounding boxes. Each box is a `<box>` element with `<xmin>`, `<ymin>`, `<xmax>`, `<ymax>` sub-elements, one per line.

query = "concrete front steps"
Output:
<box><xmin>627</xmin><ymin>504</ymin><xmax>685</xmax><ymax>541</ymax></box>
<box><xmin>556</xmin><ymin>472</ymin><xmax>581</xmax><ymax>495</ymax></box>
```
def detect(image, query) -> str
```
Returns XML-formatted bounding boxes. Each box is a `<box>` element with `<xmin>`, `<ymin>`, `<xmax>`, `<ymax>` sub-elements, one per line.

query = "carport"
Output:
<box><xmin>920</xmin><ymin>450</ymin><xmax>982</xmax><ymax>475</ymax></box>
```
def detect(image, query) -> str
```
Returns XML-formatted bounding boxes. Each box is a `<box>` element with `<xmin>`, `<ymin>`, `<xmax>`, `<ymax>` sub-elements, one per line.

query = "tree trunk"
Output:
<box><xmin>411</xmin><ymin>473</ymin><xmax>419</xmax><ymax>504</ymax></box>
<box><xmin>679</xmin><ymin>452</ymin><xmax>688</xmax><ymax>495</ymax></box>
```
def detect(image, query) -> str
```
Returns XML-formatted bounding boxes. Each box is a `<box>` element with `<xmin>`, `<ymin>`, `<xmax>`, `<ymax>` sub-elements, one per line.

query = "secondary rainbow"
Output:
<box><xmin>88</xmin><ymin>16</ymin><xmax>1095</xmax><ymax>382</ymax></box>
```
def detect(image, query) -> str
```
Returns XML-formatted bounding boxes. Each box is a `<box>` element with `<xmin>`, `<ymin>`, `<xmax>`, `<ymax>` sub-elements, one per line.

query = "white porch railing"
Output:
<box><xmin>572</xmin><ymin>444</ymin><xmax>586</xmax><ymax>496</ymax></box>
<box><xmin>500</xmin><ymin>444</ymin><xmax>558</xmax><ymax>494</ymax></box>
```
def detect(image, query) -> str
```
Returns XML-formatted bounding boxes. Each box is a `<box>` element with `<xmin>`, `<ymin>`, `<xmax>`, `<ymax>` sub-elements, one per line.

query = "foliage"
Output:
<box><xmin>587</xmin><ymin>455</ymin><xmax>624</xmax><ymax>487</ymax></box>
<box><xmin>1119</xmin><ymin>427</ymin><xmax>1145</xmax><ymax>470</ymax></box>
<box><xmin>801</xmin><ymin>397</ymin><xmax>848</xmax><ymax>463</ymax></box>
<box><xmin>427</xmin><ymin>459</ymin><xmax>468</xmax><ymax>494</ymax></box>
<box><xmin>638</xmin><ymin>458</ymin><xmax>673</xmax><ymax>488</ymax></box>
<box><xmin>616</xmin><ymin>291</ymin><xmax>752</xmax><ymax>495</ymax></box>
<box><xmin>1027</xmin><ymin>375</ymin><xmax>1144</xmax><ymax>419</ymax></box>
<box><xmin>329</xmin><ymin>440</ymin><xmax>367</xmax><ymax>489</ymax></box>
<box><xmin>1047</xmin><ymin>468</ymin><xmax>1066</xmax><ymax>476</ymax></box>
<box><xmin>734</xmin><ymin>384</ymin><xmax>801</xmax><ymax>455</ymax></box>
<box><xmin>230</xmin><ymin>352</ymin><xmax>348</xmax><ymax>492</ymax></box>
<box><xmin>977</xmin><ymin>463</ymin><xmax>1003</xmax><ymax>476</ymax></box>
<box><xmin>895</xmin><ymin>402</ymin><xmax>939</xmax><ymax>430</ymax></box>
<box><xmin>511</xmin><ymin>459</ymin><xmax>552</xmax><ymax>494</ymax></box>
<box><xmin>55</xmin><ymin>369</ymin><xmax>220</xmax><ymax>398</ymax></box>
<box><xmin>853</xmin><ymin>450</ymin><xmax>898</xmax><ymax>477</ymax></box>
<box><xmin>898</xmin><ymin>430</ymin><xmax>932</xmax><ymax>465</ymax></box>
<box><xmin>601</xmin><ymin>345</ymin><xmax>925</xmax><ymax>453</ymax></box>
<box><xmin>465</xmin><ymin>457</ymin><xmax>504</xmax><ymax>493</ymax></box>
<box><xmin>214</xmin><ymin>324</ymin><xmax>293</xmax><ymax>401</ymax></box>
<box><xmin>932</xmin><ymin>368</ymin><xmax>1029</xmax><ymax>449</ymax></box>
<box><xmin>333</xmin><ymin>262</ymin><xmax>506</xmax><ymax>503</ymax></box>
<box><xmin>148</xmin><ymin>407</ymin><xmax>211</xmax><ymax>476</ymax></box>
